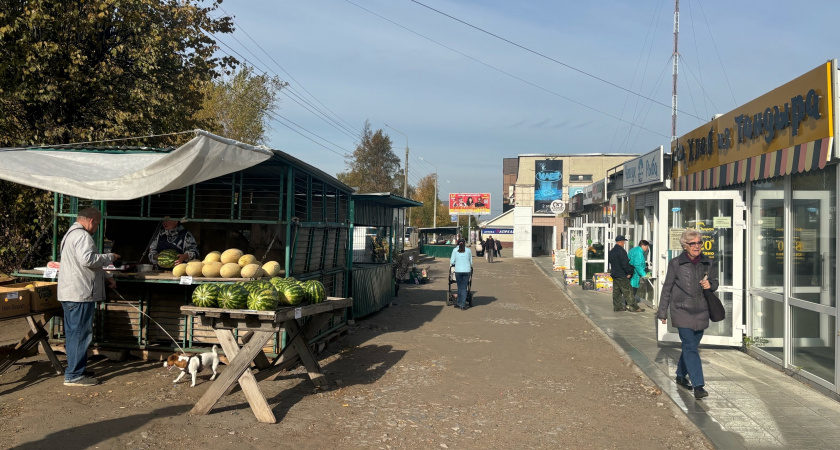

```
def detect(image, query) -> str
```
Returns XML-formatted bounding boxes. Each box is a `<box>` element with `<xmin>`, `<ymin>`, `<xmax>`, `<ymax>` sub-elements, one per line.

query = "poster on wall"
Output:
<box><xmin>449</xmin><ymin>193</ymin><xmax>490</xmax><ymax>214</ymax></box>
<box><xmin>534</xmin><ymin>159</ymin><xmax>563</xmax><ymax>213</ymax></box>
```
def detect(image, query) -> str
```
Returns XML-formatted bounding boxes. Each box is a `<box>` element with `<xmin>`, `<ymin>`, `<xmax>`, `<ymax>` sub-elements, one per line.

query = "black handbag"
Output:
<box><xmin>704</xmin><ymin>289</ymin><xmax>725</xmax><ymax>322</ymax></box>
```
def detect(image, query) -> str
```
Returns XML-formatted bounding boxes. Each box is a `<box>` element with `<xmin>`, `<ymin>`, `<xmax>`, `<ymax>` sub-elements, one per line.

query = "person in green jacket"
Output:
<box><xmin>628</xmin><ymin>240</ymin><xmax>651</xmax><ymax>303</ymax></box>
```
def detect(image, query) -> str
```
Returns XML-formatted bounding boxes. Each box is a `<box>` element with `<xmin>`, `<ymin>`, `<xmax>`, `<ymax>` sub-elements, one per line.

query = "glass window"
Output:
<box><xmin>750</xmin><ymin>177</ymin><xmax>784</xmax><ymax>293</ymax></box>
<box><xmin>666</xmin><ymin>199</ymin><xmax>733</xmax><ymax>286</ymax></box>
<box><xmin>749</xmin><ymin>294</ymin><xmax>783</xmax><ymax>361</ymax></box>
<box><xmin>791</xmin><ymin>166</ymin><xmax>836</xmax><ymax>306</ymax></box>
<box><xmin>792</xmin><ymin>306</ymin><xmax>835</xmax><ymax>383</ymax></box>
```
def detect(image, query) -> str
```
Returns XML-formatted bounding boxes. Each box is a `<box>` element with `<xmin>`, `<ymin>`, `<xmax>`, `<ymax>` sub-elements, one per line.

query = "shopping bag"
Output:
<box><xmin>704</xmin><ymin>289</ymin><xmax>725</xmax><ymax>322</ymax></box>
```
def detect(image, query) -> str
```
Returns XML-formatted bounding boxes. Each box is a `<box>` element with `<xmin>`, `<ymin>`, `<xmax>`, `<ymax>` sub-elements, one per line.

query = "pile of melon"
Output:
<box><xmin>170</xmin><ymin>248</ymin><xmax>281</xmax><ymax>280</ymax></box>
<box><xmin>190</xmin><ymin>277</ymin><xmax>327</xmax><ymax>311</ymax></box>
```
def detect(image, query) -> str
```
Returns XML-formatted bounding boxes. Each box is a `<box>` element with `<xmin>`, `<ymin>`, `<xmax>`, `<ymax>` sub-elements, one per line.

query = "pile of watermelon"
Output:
<box><xmin>190</xmin><ymin>277</ymin><xmax>327</xmax><ymax>311</ymax></box>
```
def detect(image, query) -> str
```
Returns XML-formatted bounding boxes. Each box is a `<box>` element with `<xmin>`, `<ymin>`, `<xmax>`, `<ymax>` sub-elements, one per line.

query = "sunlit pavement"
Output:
<box><xmin>534</xmin><ymin>256</ymin><xmax>840</xmax><ymax>449</ymax></box>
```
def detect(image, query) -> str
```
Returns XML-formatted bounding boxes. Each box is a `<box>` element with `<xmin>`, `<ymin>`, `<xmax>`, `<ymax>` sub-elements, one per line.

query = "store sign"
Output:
<box><xmin>623</xmin><ymin>146</ymin><xmax>664</xmax><ymax>188</ymax></box>
<box><xmin>672</xmin><ymin>62</ymin><xmax>833</xmax><ymax>178</ymax></box>
<box><xmin>482</xmin><ymin>228</ymin><xmax>513</xmax><ymax>235</ymax></box>
<box><xmin>549</xmin><ymin>200</ymin><xmax>565</xmax><ymax>214</ymax></box>
<box><xmin>449</xmin><ymin>193</ymin><xmax>490</xmax><ymax>214</ymax></box>
<box><xmin>534</xmin><ymin>160</ymin><xmax>563</xmax><ymax>213</ymax></box>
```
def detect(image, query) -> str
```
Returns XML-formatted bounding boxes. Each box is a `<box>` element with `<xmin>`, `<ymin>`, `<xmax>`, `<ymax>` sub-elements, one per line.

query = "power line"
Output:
<box><xmin>344</xmin><ymin>0</ymin><xmax>671</xmax><ymax>139</ymax></box>
<box><xmin>219</xmin><ymin>6</ymin><xmax>364</xmax><ymax>137</ymax></box>
<box><xmin>695</xmin><ymin>0</ymin><xmax>738</xmax><ymax>108</ymax></box>
<box><xmin>407</xmin><ymin>0</ymin><xmax>705</xmax><ymax>121</ymax></box>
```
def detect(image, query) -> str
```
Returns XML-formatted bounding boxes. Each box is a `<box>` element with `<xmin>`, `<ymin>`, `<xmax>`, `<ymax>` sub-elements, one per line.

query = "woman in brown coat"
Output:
<box><xmin>656</xmin><ymin>229</ymin><xmax>718</xmax><ymax>400</ymax></box>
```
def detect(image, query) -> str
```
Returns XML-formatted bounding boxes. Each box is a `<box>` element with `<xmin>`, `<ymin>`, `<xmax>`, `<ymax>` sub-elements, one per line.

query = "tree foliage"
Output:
<box><xmin>193</xmin><ymin>65</ymin><xmax>287</xmax><ymax>146</ymax></box>
<box><xmin>0</xmin><ymin>0</ymin><xmax>237</xmax><ymax>146</ymax></box>
<box><xmin>410</xmin><ymin>174</ymin><xmax>453</xmax><ymax>228</ymax></box>
<box><xmin>0</xmin><ymin>0</ymin><xmax>237</xmax><ymax>275</ymax></box>
<box><xmin>337</xmin><ymin>121</ymin><xmax>402</xmax><ymax>194</ymax></box>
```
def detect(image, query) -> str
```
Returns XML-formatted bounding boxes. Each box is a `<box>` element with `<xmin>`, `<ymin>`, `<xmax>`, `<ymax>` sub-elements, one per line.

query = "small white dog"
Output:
<box><xmin>163</xmin><ymin>345</ymin><xmax>220</xmax><ymax>387</ymax></box>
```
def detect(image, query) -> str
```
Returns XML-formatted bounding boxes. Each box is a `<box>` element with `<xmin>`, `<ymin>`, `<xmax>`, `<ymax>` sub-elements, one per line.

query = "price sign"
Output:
<box><xmin>294</xmin><ymin>307</ymin><xmax>302</xmax><ymax>319</ymax></box>
<box><xmin>6</xmin><ymin>292</ymin><xmax>19</xmax><ymax>300</ymax></box>
<box><xmin>179</xmin><ymin>276</ymin><xmax>193</xmax><ymax>285</ymax></box>
<box><xmin>44</xmin><ymin>268</ymin><xmax>58</xmax><ymax>279</ymax></box>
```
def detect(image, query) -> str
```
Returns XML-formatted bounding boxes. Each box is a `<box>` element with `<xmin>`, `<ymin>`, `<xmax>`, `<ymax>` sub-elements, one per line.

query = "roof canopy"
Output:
<box><xmin>351</xmin><ymin>192</ymin><xmax>423</xmax><ymax>207</ymax></box>
<box><xmin>0</xmin><ymin>131</ymin><xmax>273</xmax><ymax>200</ymax></box>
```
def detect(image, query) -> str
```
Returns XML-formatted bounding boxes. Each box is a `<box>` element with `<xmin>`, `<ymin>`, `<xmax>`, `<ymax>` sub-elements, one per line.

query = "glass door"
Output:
<box><xmin>656</xmin><ymin>191</ymin><xmax>745</xmax><ymax>346</ymax></box>
<box><xmin>582</xmin><ymin>223</ymin><xmax>608</xmax><ymax>281</ymax></box>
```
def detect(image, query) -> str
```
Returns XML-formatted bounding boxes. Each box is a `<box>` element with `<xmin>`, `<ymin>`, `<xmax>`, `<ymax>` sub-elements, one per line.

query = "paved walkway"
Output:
<box><xmin>533</xmin><ymin>256</ymin><xmax>840</xmax><ymax>449</ymax></box>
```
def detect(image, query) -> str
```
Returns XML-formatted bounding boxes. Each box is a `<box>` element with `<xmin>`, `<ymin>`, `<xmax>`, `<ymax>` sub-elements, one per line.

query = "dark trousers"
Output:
<box><xmin>61</xmin><ymin>301</ymin><xmax>96</xmax><ymax>382</ymax></box>
<box><xmin>677</xmin><ymin>328</ymin><xmax>705</xmax><ymax>387</ymax></box>
<box><xmin>612</xmin><ymin>277</ymin><xmax>637</xmax><ymax>310</ymax></box>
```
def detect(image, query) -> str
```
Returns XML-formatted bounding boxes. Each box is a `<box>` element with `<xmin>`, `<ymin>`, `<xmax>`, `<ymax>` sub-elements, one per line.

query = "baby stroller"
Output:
<box><xmin>446</xmin><ymin>265</ymin><xmax>474</xmax><ymax>307</ymax></box>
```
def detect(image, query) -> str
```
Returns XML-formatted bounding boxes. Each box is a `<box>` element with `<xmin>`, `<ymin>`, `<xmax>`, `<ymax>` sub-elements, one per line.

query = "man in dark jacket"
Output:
<box><xmin>609</xmin><ymin>235</ymin><xmax>643</xmax><ymax>312</ymax></box>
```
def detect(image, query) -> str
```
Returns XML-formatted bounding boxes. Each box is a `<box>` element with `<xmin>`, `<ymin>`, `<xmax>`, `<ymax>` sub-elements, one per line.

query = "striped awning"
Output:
<box><xmin>675</xmin><ymin>137</ymin><xmax>833</xmax><ymax>191</ymax></box>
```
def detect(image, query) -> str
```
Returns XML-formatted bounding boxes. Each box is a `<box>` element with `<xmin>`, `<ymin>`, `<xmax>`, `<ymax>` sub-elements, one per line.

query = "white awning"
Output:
<box><xmin>0</xmin><ymin>131</ymin><xmax>273</xmax><ymax>200</ymax></box>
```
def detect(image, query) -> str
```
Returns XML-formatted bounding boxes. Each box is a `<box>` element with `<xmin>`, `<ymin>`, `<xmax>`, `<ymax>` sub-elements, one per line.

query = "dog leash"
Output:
<box><xmin>111</xmin><ymin>287</ymin><xmax>187</xmax><ymax>355</ymax></box>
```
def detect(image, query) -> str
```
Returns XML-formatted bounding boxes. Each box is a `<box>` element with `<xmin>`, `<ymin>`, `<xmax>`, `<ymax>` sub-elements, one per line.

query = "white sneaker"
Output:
<box><xmin>64</xmin><ymin>375</ymin><xmax>99</xmax><ymax>386</ymax></box>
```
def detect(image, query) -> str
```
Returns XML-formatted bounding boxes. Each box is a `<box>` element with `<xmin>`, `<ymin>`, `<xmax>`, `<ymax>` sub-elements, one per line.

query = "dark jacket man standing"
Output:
<box><xmin>609</xmin><ymin>235</ymin><xmax>643</xmax><ymax>312</ymax></box>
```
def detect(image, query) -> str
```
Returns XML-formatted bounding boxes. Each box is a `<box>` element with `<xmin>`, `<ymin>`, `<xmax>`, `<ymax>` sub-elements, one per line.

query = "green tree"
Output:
<box><xmin>0</xmin><ymin>0</ymin><xmax>237</xmax><ymax>146</ymax></box>
<box><xmin>193</xmin><ymin>65</ymin><xmax>287</xmax><ymax>146</ymax></box>
<box><xmin>0</xmin><ymin>0</ymin><xmax>237</xmax><ymax>275</ymax></box>
<box><xmin>410</xmin><ymin>174</ymin><xmax>452</xmax><ymax>228</ymax></box>
<box><xmin>337</xmin><ymin>121</ymin><xmax>402</xmax><ymax>194</ymax></box>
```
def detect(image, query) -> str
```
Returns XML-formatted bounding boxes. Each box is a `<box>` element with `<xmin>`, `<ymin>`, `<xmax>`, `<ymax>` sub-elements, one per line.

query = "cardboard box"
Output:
<box><xmin>0</xmin><ymin>287</ymin><xmax>31</xmax><ymax>318</ymax></box>
<box><xmin>2</xmin><ymin>281</ymin><xmax>59</xmax><ymax>312</ymax></box>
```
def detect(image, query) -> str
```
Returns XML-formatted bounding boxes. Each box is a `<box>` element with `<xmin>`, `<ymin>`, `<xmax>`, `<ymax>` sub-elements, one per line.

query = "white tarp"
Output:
<box><xmin>0</xmin><ymin>131</ymin><xmax>273</xmax><ymax>200</ymax></box>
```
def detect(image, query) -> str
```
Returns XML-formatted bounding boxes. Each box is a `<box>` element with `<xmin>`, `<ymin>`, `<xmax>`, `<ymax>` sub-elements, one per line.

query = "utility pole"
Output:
<box><xmin>671</xmin><ymin>0</ymin><xmax>680</xmax><ymax>141</ymax></box>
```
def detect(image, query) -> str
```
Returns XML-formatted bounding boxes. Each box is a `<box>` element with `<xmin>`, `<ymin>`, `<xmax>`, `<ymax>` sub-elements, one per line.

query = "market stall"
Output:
<box><xmin>349</xmin><ymin>193</ymin><xmax>421</xmax><ymax>318</ymax></box>
<box><xmin>418</xmin><ymin>226</ymin><xmax>460</xmax><ymax>258</ymax></box>
<box><xmin>6</xmin><ymin>131</ymin><xmax>354</xmax><ymax>356</ymax></box>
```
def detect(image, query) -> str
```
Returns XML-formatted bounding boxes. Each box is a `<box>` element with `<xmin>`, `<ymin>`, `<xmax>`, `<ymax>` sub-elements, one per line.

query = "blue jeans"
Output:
<box><xmin>61</xmin><ymin>301</ymin><xmax>96</xmax><ymax>382</ymax></box>
<box><xmin>455</xmin><ymin>272</ymin><xmax>470</xmax><ymax>307</ymax></box>
<box><xmin>676</xmin><ymin>327</ymin><xmax>705</xmax><ymax>387</ymax></box>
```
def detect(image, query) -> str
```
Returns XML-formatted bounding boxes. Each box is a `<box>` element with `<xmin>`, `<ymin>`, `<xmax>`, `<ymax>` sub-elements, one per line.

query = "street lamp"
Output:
<box><xmin>384</xmin><ymin>124</ymin><xmax>409</xmax><ymax>198</ymax></box>
<box><xmin>419</xmin><ymin>157</ymin><xmax>438</xmax><ymax>228</ymax></box>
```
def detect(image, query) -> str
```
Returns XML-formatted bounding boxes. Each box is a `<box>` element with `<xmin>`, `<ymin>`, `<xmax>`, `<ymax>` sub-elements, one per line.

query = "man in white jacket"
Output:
<box><xmin>57</xmin><ymin>207</ymin><xmax>119</xmax><ymax>386</ymax></box>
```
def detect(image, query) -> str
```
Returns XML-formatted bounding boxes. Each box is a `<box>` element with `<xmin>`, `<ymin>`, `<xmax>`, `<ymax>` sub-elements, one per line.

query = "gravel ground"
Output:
<box><xmin>0</xmin><ymin>257</ymin><xmax>710</xmax><ymax>449</ymax></box>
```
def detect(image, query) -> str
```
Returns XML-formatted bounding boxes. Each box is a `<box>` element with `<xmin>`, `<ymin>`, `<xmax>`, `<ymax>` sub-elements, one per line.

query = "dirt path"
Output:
<box><xmin>0</xmin><ymin>257</ymin><xmax>709</xmax><ymax>449</ymax></box>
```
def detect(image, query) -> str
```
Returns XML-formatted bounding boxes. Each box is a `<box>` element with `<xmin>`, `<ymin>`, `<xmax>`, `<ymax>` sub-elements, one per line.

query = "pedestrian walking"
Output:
<box><xmin>495</xmin><ymin>238</ymin><xmax>503</xmax><ymax>258</ymax></box>
<box><xmin>657</xmin><ymin>229</ymin><xmax>718</xmax><ymax>400</ymax></box>
<box><xmin>449</xmin><ymin>238</ymin><xmax>473</xmax><ymax>310</ymax></box>
<box><xmin>628</xmin><ymin>239</ymin><xmax>651</xmax><ymax>305</ymax></box>
<box><xmin>608</xmin><ymin>235</ymin><xmax>642</xmax><ymax>312</ymax></box>
<box><xmin>485</xmin><ymin>236</ymin><xmax>495</xmax><ymax>263</ymax></box>
<box><xmin>58</xmin><ymin>207</ymin><xmax>119</xmax><ymax>387</ymax></box>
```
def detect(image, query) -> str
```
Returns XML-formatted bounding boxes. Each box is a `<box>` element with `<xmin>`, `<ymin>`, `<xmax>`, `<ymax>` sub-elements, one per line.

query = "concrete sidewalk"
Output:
<box><xmin>534</xmin><ymin>256</ymin><xmax>840</xmax><ymax>449</ymax></box>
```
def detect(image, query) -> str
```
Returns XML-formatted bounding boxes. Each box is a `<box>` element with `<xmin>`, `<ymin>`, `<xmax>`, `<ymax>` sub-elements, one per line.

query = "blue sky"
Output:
<box><xmin>218</xmin><ymin>0</ymin><xmax>840</xmax><ymax>218</ymax></box>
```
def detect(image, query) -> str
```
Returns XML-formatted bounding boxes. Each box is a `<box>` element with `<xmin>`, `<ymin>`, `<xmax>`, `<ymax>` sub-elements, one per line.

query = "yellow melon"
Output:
<box><xmin>238</xmin><ymin>254</ymin><xmax>258</xmax><ymax>267</ymax></box>
<box><xmin>220</xmin><ymin>263</ymin><xmax>241</xmax><ymax>278</ymax></box>
<box><xmin>220</xmin><ymin>248</ymin><xmax>244</xmax><ymax>264</ymax></box>
<box><xmin>202</xmin><ymin>261</ymin><xmax>224</xmax><ymax>278</ymax></box>
<box><xmin>185</xmin><ymin>261</ymin><xmax>204</xmax><ymax>277</ymax></box>
<box><xmin>203</xmin><ymin>251</ymin><xmax>222</xmax><ymax>263</ymax></box>
<box><xmin>262</xmin><ymin>261</ymin><xmax>281</xmax><ymax>277</ymax></box>
<box><xmin>240</xmin><ymin>264</ymin><xmax>262</xmax><ymax>279</ymax></box>
<box><xmin>172</xmin><ymin>264</ymin><xmax>188</xmax><ymax>277</ymax></box>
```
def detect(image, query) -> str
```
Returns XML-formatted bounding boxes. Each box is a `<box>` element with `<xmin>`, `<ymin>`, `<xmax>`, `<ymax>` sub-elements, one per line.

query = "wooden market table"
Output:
<box><xmin>180</xmin><ymin>297</ymin><xmax>352</xmax><ymax>423</ymax></box>
<box><xmin>0</xmin><ymin>308</ymin><xmax>64</xmax><ymax>375</ymax></box>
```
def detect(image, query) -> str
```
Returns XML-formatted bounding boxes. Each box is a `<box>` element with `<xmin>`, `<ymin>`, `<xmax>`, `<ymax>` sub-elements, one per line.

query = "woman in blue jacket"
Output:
<box><xmin>628</xmin><ymin>240</ymin><xmax>651</xmax><ymax>301</ymax></box>
<box><xmin>450</xmin><ymin>239</ymin><xmax>473</xmax><ymax>310</ymax></box>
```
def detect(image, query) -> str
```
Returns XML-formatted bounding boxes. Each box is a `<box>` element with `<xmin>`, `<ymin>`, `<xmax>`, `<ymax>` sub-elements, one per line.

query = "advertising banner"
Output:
<box><xmin>534</xmin><ymin>160</ymin><xmax>563</xmax><ymax>213</ymax></box>
<box><xmin>449</xmin><ymin>193</ymin><xmax>490</xmax><ymax>214</ymax></box>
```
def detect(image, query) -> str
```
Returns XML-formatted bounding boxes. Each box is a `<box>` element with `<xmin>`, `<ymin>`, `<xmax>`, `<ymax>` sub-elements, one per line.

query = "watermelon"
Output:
<box><xmin>192</xmin><ymin>283</ymin><xmax>220</xmax><ymax>307</ymax></box>
<box><xmin>279</xmin><ymin>282</ymin><xmax>306</xmax><ymax>306</ymax></box>
<box><xmin>304</xmin><ymin>280</ymin><xmax>327</xmax><ymax>304</ymax></box>
<box><xmin>218</xmin><ymin>283</ymin><xmax>249</xmax><ymax>309</ymax></box>
<box><xmin>247</xmin><ymin>287</ymin><xmax>279</xmax><ymax>311</ymax></box>
<box><xmin>269</xmin><ymin>276</ymin><xmax>288</xmax><ymax>292</ymax></box>
<box><xmin>157</xmin><ymin>249</ymin><xmax>179</xmax><ymax>269</ymax></box>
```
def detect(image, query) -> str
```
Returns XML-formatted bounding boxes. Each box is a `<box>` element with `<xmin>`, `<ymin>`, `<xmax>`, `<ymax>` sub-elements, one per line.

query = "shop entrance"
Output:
<box><xmin>582</xmin><ymin>223</ymin><xmax>609</xmax><ymax>281</ymax></box>
<box><xmin>656</xmin><ymin>191</ymin><xmax>746</xmax><ymax>346</ymax></box>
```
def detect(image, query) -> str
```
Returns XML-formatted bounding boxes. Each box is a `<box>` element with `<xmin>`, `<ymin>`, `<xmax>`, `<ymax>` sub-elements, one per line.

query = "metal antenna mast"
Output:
<box><xmin>671</xmin><ymin>0</ymin><xmax>680</xmax><ymax>141</ymax></box>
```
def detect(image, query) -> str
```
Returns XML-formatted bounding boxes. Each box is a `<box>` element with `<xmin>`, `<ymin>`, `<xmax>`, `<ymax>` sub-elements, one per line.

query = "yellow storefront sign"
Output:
<box><xmin>672</xmin><ymin>62</ymin><xmax>834</xmax><ymax>178</ymax></box>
